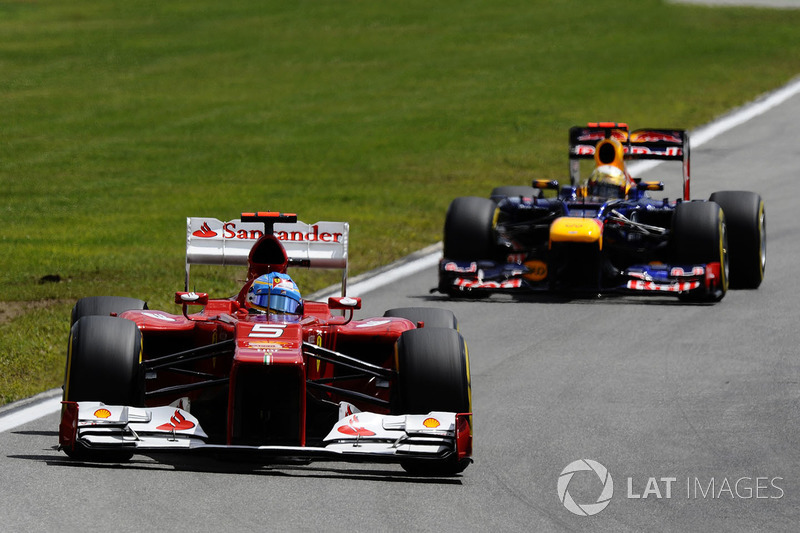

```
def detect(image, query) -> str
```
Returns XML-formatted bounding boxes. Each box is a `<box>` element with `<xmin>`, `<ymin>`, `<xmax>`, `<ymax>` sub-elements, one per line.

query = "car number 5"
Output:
<box><xmin>249</xmin><ymin>323</ymin><xmax>287</xmax><ymax>338</ymax></box>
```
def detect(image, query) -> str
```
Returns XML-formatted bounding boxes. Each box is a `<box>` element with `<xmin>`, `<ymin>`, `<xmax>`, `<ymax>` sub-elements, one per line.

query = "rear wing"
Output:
<box><xmin>185</xmin><ymin>216</ymin><xmax>349</xmax><ymax>295</ymax></box>
<box><xmin>568</xmin><ymin>122</ymin><xmax>691</xmax><ymax>199</ymax></box>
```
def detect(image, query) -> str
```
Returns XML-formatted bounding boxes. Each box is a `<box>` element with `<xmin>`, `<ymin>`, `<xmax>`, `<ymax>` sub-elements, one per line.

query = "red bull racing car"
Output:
<box><xmin>437</xmin><ymin>122</ymin><xmax>766</xmax><ymax>302</ymax></box>
<box><xmin>60</xmin><ymin>212</ymin><xmax>472</xmax><ymax>475</ymax></box>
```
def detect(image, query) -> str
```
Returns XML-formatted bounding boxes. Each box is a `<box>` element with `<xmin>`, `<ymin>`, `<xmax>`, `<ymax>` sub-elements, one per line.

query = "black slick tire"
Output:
<box><xmin>709</xmin><ymin>191</ymin><xmax>766</xmax><ymax>289</ymax></box>
<box><xmin>70</xmin><ymin>296</ymin><xmax>147</xmax><ymax>326</ymax></box>
<box><xmin>395</xmin><ymin>327</ymin><xmax>471</xmax><ymax>475</ymax></box>
<box><xmin>443</xmin><ymin>196</ymin><xmax>496</xmax><ymax>261</ymax></box>
<box><xmin>63</xmin><ymin>316</ymin><xmax>143</xmax><ymax>461</ymax></box>
<box><xmin>383</xmin><ymin>307</ymin><xmax>458</xmax><ymax>330</ymax></box>
<box><xmin>672</xmin><ymin>201</ymin><xmax>729</xmax><ymax>302</ymax></box>
<box><xmin>490</xmin><ymin>185</ymin><xmax>539</xmax><ymax>203</ymax></box>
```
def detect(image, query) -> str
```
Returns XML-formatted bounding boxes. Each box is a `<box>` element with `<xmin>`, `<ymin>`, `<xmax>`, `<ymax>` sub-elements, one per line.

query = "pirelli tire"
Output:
<box><xmin>395</xmin><ymin>327</ymin><xmax>472</xmax><ymax>476</ymax></box>
<box><xmin>443</xmin><ymin>196</ymin><xmax>496</xmax><ymax>261</ymax></box>
<box><xmin>490</xmin><ymin>185</ymin><xmax>540</xmax><ymax>203</ymax></box>
<box><xmin>70</xmin><ymin>296</ymin><xmax>147</xmax><ymax>326</ymax></box>
<box><xmin>383</xmin><ymin>307</ymin><xmax>459</xmax><ymax>330</ymax></box>
<box><xmin>709</xmin><ymin>191</ymin><xmax>766</xmax><ymax>289</ymax></box>
<box><xmin>672</xmin><ymin>201</ymin><xmax>729</xmax><ymax>302</ymax></box>
<box><xmin>63</xmin><ymin>316</ymin><xmax>143</xmax><ymax>461</ymax></box>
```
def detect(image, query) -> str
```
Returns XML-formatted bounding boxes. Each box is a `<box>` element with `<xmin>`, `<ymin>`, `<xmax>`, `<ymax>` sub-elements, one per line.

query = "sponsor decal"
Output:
<box><xmin>156</xmin><ymin>410</ymin><xmax>195</xmax><ymax>431</ymax></box>
<box><xmin>576</xmin><ymin>144</ymin><xmax>682</xmax><ymax>158</ymax></box>
<box><xmin>93</xmin><ymin>409</ymin><xmax>111</xmax><ymax>419</ymax></box>
<box><xmin>523</xmin><ymin>260</ymin><xmax>548</xmax><ymax>282</ymax></box>
<box><xmin>273</xmin><ymin>224</ymin><xmax>343</xmax><ymax>243</ymax></box>
<box><xmin>577</xmin><ymin>130</ymin><xmax>627</xmax><ymax>142</ymax></box>
<box><xmin>142</xmin><ymin>312</ymin><xmax>177</xmax><ymax>322</ymax></box>
<box><xmin>670</xmin><ymin>266</ymin><xmax>705</xmax><ymax>277</ymax></box>
<box><xmin>192</xmin><ymin>222</ymin><xmax>217</xmax><ymax>238</ymax></box>
<box><xmin>578</xmin><ymin>129</ymin><xmax>628</xmax><ymax>142</ymax></box>
<box><xmin>423</xmin><ymin>418</ymin><xmax>441</xmax><ymax>429</ymax></box>
<box><xmin>577</xmin><ymin>131</ymin><xmax>606</xmax><ymax>142</ymax></box>
<box><xmin>193</xmin><ymin>220</ymin><xmax>343</xmax><ymax>243</ymax></box>
<box><xmin>337</xmin><ymin>414</ymin><xmax>376</xmax><ymax>437</ymax></box>
<box><xmin>629</xmin><ymin>146</ymin><xmax>682</xmax><ymax>157</ymax></box>
<box><xmin>355</xmin><ymin>319</ymin><xmax>392</xmax><ymax>328</ymax></box>
<box><xmin>270</xmin><ymin>278</ymin><xmax>295</xmax><ymax>290</ymax></box>
<box><xmin>627</xmin><ymin>280</ymin><xmax>700</xmax><ymax>292</ymax></box>
<box><xmin>444</xmin><ymin>261</ymin><xmax>478</xmax><ymax>273</ymax></box>
<box><xmin>631</xmin><ymin>131</ymin><xmax>683</xmax><ymax>143</ymax></box>
<box><xmin>246</xmin><ymin>340</ymin><xmax>295</xmax><ymax>351</ymax></box>
<box><xmin>454</xmin><ymin>278</ymin><xmax>522</xmax><ymax>289</ymax></box>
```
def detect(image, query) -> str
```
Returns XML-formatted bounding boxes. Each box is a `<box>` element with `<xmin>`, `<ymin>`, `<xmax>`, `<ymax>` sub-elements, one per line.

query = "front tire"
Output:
<box><xmin>395</xmin><ymin>327</ymin><xmax>472</xmax><ymax>475</ymax></box>
<box><xmin>709</xmin><ymin>191</ymin><xmax>766</xmax><ymax>289</ymax></box>
<box><xmin>63</xmin><ymin>316</ymin><xmax>143</xmax><ymax>461</ymax></box>
<box><xmin>672</xmin><ymin>201</ymin><xmax>729</xmax><ymax>302</ymax></box>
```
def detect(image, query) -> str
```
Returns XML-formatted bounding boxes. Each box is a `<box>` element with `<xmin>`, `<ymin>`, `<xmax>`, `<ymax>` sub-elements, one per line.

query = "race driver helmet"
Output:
<box><xmin>587</xmin><ymin>164</ymin><xmax>628</xmax><ymax>199</ymax></box>
<box><xmin>246</xmin><ymin>272</ymin><xmax>304</xmax><ymax>315</ymax></box>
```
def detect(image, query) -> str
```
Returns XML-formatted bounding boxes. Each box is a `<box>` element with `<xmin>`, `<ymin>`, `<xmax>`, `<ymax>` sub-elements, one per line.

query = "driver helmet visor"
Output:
<box><xmin>588</xmin><ymin>181</ymin><xmax>626</xmax><ymax>199</ymax></box>
<box><xmin>250</xmin><ymin>287</ymin><xmax>303</xmax><ymax>314</ymax></box>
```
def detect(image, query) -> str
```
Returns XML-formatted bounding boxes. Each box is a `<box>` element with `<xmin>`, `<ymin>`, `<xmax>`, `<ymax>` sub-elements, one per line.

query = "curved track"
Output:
<box><xmin>3</xmin><ymin>90</ymin><xmax>800</xmax><ymax>531</ymax></box>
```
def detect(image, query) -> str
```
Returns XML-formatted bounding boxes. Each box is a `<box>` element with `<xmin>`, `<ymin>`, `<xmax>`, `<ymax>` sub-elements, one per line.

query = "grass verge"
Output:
<box><xmin>3</xmin><ymin>0</ymin><xmax>800</xmax><ymax>405</ymax></box>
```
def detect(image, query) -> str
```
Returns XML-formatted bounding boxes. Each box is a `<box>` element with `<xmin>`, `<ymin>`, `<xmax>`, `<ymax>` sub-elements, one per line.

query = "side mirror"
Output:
<box><xmin>532</xmin><ymin>179</ymin><xmax>560</xmax><ymax>190</ymax></box>
<box><xmin>638</xmin><ymin>181</ymin><xmax>664</xmax><ymax>191</ymax></box>
<box><xmin>328</xmin><ymin>296</ymin><xmax>362</xmax><ymax>310</ymax></box>
<box><xmin>175</xmin><ymin>292</ymin><xmax>209</xmax><ymax>305</ymax></box>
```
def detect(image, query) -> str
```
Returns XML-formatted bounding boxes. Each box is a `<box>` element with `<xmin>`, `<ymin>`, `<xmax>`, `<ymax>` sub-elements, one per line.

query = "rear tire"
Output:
<box><xmin>443</xmin><ymin>196</ymin><xmax>496</xmax><ymax>260</ymax></box>
<box><xmin>383</xmin><ymin>307</ymin><xmax>458</xmax><ymax>330</ymax></box>
<box><xmin>395</xmin><ymin>327</ymin><xmax>472</xmax><ymax>475</ymax></box>
<box><xmin>70</xmin><ymin>296</ymin><xmax>147</xmax><ymax>326</ymax></box>
<box><xmin>709</xmin><ymin>191</ymin><xmax>766</xmax><ymax>289</ymax></box>
<box><xmin>63</xmin><ymin>316</ymin><xmax>143</xmax><ymax>461</ymax></box>
<box><xmin>490</xmin><ymin>185</ymin><xmax>539</xmax><ymax>203</ymax></box>
<box><xmin>672</xmin><ymin>201</ymin><xmax>729</xmax><ymax>302</ymax></box>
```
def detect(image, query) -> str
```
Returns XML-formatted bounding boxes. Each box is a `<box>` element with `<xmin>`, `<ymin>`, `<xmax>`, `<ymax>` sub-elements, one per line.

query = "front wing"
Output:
<box><xmin>439</xmin><ymin>259</ymin><xmax>724</xmax><ymax>298</ymax></box>
<box><xmin>59</xmin><ymin>402</ymin><xmax>472</xmax><ymax>467</ymax></box>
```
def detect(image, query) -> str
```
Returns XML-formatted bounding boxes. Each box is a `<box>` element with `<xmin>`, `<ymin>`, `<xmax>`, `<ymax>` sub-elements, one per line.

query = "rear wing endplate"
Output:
<box><xmin>568</xmin><ymin>123</ymin><xmax>691</xmax><ymax>199</ymax></box>
<box><xmin>185</xmin><ymin>217</ymin><xmax>349</xmax><ymax>295</ymax></box>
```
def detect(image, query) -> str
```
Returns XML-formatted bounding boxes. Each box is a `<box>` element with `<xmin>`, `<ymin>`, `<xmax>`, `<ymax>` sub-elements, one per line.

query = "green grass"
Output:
<box><xmin>3</xmin><ymin>0</ymin><xmax>800</xmax><ymax>405</ymax></box>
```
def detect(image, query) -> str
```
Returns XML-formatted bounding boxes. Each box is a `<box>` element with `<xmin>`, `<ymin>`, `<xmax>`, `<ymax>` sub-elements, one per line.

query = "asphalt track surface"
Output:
<box><xmin>3</xmin><ymin>82</ymin><xmax>800</xmax><ymax>531</ymax></box>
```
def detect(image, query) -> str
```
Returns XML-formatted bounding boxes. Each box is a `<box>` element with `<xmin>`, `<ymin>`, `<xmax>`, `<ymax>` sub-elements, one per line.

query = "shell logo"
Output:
<box><xmin>423</xmin><ymin>418</ymin><xmax>440</xmax><ymax>428</ymax></box>
<box><xmin>523</xmin><ymin>260</ymin><xmax>548</xmax><ymax>282</ymax></box>
<box><xmin>93</xmin><ymin>408</ymin><xmax>111</xmax><ymax>419</ymax></box>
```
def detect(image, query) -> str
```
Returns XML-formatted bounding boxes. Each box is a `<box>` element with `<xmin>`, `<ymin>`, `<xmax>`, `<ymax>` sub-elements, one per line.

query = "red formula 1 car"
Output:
<box><xmin>59</xmin><ymin>212</ymin><xmax>472</xmax><ymax>475</ymax></box>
